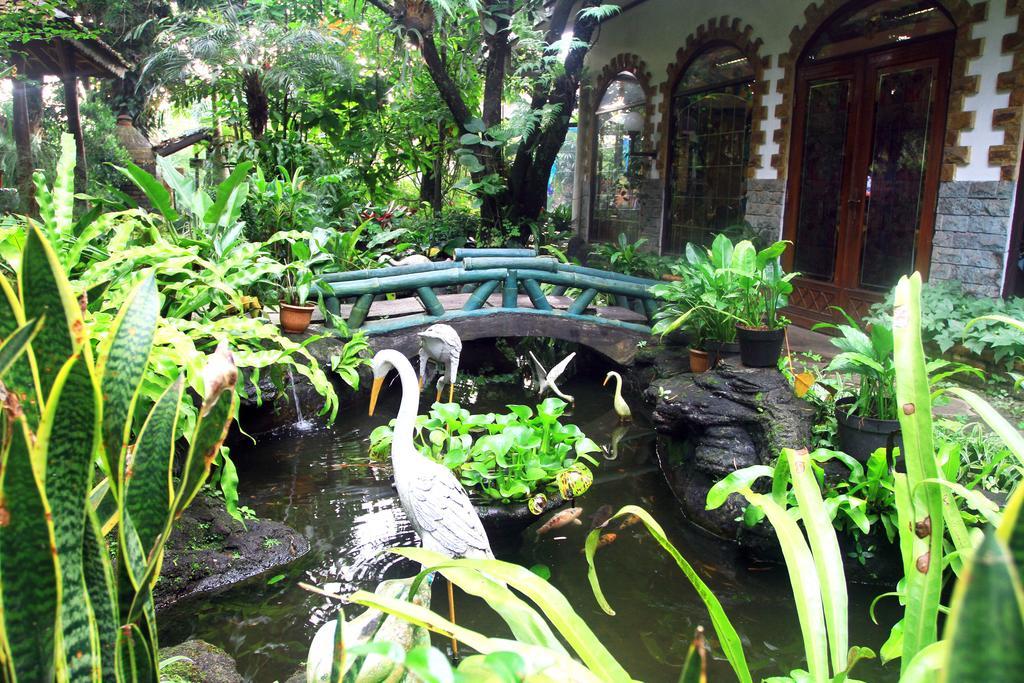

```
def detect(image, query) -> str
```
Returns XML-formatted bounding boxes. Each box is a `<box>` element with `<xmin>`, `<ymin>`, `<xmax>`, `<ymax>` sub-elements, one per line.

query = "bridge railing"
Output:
<box><xmin>319</xmin><ymin>248</ymin><xmax>662</xmax><ymax>333</ymax></box>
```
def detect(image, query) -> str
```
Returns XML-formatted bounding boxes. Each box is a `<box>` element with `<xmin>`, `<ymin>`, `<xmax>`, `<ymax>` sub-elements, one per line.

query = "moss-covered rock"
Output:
<box><xmin>158</xmin><ymin>640</ymin><xmax>242</xmax><ymax>683</ymax></box>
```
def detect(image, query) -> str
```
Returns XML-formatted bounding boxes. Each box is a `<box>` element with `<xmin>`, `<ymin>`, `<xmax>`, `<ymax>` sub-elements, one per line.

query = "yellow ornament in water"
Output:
<box><xmin>556</xmin><ymin>463</ymin><xmax>593</xmax><ymax>499</ymax></box>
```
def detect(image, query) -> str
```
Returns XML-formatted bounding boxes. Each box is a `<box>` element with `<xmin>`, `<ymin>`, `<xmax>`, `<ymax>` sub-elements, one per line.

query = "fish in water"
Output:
<box><xmin>614</xmin><ymin>513</ymin><xmax>643</xmax><ymax>531</ymax></box>
<box><xmin>582</xmin><ymin>532</ymin><xmax>618</xmax><ymax>553</ymax></box>
<box><xmin>590</xmin><ymin>504</ymin><xmax>614</xmax><ymax>530</ymax></box>
<box><xmin>536</xmin><ymin>507</ymin><xmax>583</xmax><ymax>537</ymax></box>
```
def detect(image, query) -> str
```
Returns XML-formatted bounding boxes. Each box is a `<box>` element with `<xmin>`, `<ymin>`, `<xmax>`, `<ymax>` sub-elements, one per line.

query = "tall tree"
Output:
<box><xmin>361</xmin><ymin>0</ymin><xmax>616</xmax><ymax>240</ymax></box>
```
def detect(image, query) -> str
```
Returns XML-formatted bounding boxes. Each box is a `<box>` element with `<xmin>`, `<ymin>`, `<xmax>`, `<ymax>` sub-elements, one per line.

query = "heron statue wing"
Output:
<box><xmin>408</xmin><ymin>461</ymin><xmax>493</xmax><ymax>559</ymax></box>
<box><xmin>548</xmin><ymin>352</ymin><xmax>577</xmax><ymax>382</ymax></box>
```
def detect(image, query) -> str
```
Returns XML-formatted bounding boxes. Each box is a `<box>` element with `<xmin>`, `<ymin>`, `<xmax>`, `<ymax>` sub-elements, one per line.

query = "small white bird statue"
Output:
<box><xmin>368</xmin><ymin>349</ymin><xmax>491</xmax><ymax>656</ymax></box>
<box><xmin>528</xmin><ymin>351</ymin><xmax>576</xmax><ymax>403</ymax></box>
<box><xmin>417</xmin><ymin>323</ymin><xmax>462</xmax><ymax>403</ymax></box>
<box><xmin>603</xmin><ymin>370</ymin><xmax>632</xmax><ymax>422</ymax></box>
<box><xmin>384</xmin><ymin>253</ymin><xmax>433</xmax><ymax>267</ymax></box>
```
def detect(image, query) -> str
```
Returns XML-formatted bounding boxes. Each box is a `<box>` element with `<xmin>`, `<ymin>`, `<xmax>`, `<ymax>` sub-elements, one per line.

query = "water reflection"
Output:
<box><xmin>161</xmin><ymin>358</ymin><xmax>899</xmax><ymax>682</ymax></box>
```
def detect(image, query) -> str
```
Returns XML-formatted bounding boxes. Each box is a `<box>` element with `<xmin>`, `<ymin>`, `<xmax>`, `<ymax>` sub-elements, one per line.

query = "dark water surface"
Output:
<box><xmin>161</xmin><ymin>346</ymin><xmax>899</xmax><ymax>682</ymax></box>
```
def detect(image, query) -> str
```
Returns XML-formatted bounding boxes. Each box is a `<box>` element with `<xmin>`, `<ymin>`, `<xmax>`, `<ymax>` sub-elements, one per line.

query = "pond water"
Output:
<box><xmin>161</xmin><ymin>342</ymin><xmax>900</xmax><ymax>682</ymax></box>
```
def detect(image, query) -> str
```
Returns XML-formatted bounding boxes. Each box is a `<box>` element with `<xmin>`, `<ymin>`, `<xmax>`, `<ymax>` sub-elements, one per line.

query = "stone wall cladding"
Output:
<box><xmin>929</xmin><ymin>180</ymin><xmax>1014</xmax><ymax>295</ymax></box>
<box><xmin>744</xmin><ymin>178</ymin><xmax>786</xmax><ymax>243</ymax></box>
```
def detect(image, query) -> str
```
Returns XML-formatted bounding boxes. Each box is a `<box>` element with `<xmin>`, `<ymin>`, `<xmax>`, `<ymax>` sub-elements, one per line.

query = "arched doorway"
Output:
<box><xmin>590</xmin><ymin>72</ymin><xmax>648</xmax><ymax>243</ymax></box>
<box><xmin>782</xmin><ymin>0</ymin><xmax>954</xmax><ymax>323</ymax></box>
<box><xmin>663</xmin><ymin>44</ymin><xmax>756</xmax><ymax>254</ymax></box>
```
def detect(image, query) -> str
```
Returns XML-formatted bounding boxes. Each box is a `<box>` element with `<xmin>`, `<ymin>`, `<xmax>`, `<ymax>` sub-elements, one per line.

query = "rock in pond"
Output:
<box><xmin>158</xmin><ymin>639</ymin><xmax>243</xmax><ymax>683</ymax></box>
<box><xmin>647</xmin><ymin>361</ymin><xmax>814</xmax><ymax>541</ymax></box>
<box><xmin>155</xmin><ymin>494</ymin><xmax>310</xmax><ymax>611</ymax></box>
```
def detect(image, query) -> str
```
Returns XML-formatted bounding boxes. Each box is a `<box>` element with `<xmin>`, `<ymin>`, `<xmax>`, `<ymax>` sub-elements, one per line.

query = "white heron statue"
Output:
<box><xmin>528</xmin><ymin>351</ymin><xmax>576</xmax><ymax>403</ymax></box>
<box><xmin>603</xmin><ymin>370</ymin><xmax>632</xmax><ymax>422</ymax></box>
<box><xmin>368</xmin><ymin>348</ymin><xmax>492</xmax><ymax>656</ymax></box>
<box><xmin>417</xmin><ymin>323</ymin><xmax>462</xmax><ymax>403</ymax></box>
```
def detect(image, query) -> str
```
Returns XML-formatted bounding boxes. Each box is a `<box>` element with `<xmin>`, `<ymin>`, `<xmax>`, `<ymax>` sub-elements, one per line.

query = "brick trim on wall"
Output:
<box><xmin>771</xmin><ymin>0</ymin><xmax>985</xmax><ymax>183</ymax></box>
<box><xmin>655</xmin><ymin>16</ymin><xmax>768</xmax><ymax>180</ymax></box>
<box><xmin>589</xmin><ymin>53</ymin><xmax>656</xmax><ymax>140</ymax></box>
<box><xmin>994</xmin><ymin>0</ymin><xmax>1024</xmax><ymax>180</ymax></box>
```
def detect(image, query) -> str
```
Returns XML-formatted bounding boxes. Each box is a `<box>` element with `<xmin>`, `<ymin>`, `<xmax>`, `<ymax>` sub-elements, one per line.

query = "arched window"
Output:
<box><xmin>591</xmin><ymin>73</ymin><xmax>647</xmax><ymax>243</ymax></box>
<box><xmin>663</xmin><ymin>45</ymin><xmax>755</xmax><ymax>254</ymax></box>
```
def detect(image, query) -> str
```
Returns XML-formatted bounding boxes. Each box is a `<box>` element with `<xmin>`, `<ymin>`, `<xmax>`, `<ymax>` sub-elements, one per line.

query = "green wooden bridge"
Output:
<box><xmin>319</xmin><ymin>248</ymin><xmax>661</xmax><ymax>364</ymax></box>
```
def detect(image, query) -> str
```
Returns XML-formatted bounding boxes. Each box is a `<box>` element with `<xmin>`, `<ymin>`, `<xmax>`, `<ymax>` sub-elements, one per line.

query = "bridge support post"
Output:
<box><xmin>502</xmin><ymin>271</ymin><xmax>518</xmax><ymax>308</ymax></box>
<box><xmin>464</xmin><ymin>280</ymin><xmax>500</xmax><ymax>310</ymax></box>
<box><xmin>521</xmin><ymin>278</ymin><xmax>552</xmax><ymax>311</ymax></box>
<box><xmin>325</xmin><ymin>296</ymin><xmax>341</xmax><ymax>324</ymax></box>
<box><xmin>348</xmin><ymin>293</ymin><xmax>375</xmax><ymax>329</ymax></box>
<box><xmin>568</xmin><ymin>288</ymin><xmax>598</xmax><ymax>315</ymax></box>
<box><xmin>642</xmin><ymin>297</ymin><xmax>658</xmax><ymax>320</ymax></box>
<box><xmin>416</xmin><ymin>287</ymin><xmax>446</xmax><ymax>317</ymax></box>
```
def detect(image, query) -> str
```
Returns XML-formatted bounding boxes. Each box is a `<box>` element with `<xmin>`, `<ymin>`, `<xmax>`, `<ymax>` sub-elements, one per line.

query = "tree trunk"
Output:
<box><xmin>11</xmin><ymin>69</ymin><xmax>35</xmax><ymax>213</ymax></box>
<box><xmin>243</xmin><ymin>69</ymin><xmax>268</xmax><ymax>139</ymax></box>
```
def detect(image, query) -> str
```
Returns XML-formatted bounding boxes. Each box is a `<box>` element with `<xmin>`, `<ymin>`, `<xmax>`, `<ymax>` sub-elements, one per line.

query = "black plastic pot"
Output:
<box><xmin>835</xmin><ymin>397</ymin><xmax>903</xmax><ymax>464</ymax></box>
<box><xmin>705</xmin><ymin>341</ymin><xmax>740</xmax><ymax>368</ymax></box>
<box><xmin>736</xmin><ymin>325</ymin><xmax>785</xmax><ymax>368</ymax></box>
<box><xmin>663</xmin><ymin>328</ymin><xmax>690</xmax><ymax>347</ymax></box>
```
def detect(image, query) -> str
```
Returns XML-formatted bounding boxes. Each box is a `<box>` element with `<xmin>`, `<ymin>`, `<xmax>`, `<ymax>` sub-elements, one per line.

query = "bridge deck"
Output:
<box><xmin>332</xmin><ymin>292</ymin><xmax>647</xmax><ymax>326</ymax></box>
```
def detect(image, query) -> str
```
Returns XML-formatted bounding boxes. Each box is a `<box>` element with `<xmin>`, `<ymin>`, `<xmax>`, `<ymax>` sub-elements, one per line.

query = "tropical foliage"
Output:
<box><xmin>370</xmin><ymin>397</ymin><xmax>600</xmax><ymax>503</ymax></box>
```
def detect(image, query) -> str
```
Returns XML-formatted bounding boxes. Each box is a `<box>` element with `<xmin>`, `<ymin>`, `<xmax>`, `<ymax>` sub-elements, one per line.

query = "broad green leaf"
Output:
<box><xmin>585</xmin><ymin>506</ymin><xmax>752</xmax><ymax>683</ymax></box>
<box><xmin>785</xmin><ymin>448</ymin><xmax>848</xmax><ymax>675</ymax></box>
<box><xmin>99</xmin><ymin>276</ymin><xmax>159</xmax><ymax>490</ymax></box>
<box><xmin>677</xmin><ymin>628</ymin><xmax>707</xmax><ymax>683</ymax></box>
<box><xmin>0</xmin><ymin>413</ymin><xmax>58</xmax><ymax>682</ymax></box>
<box><xmin>893</xmin><ymin>273</ymin><xmax>945</xmax><ymax>671</ymax></box>
<box><xmin>38</xmin><ymin>354</ymin><xmax>101</xmax><ymax>679</ymax></box>
<box><xmin>743</xmin><ymin>492</ymin><xmax>829</xmax><ymax>683</ymax></box>
<box><xmin>705</xmin><ymin>466</ymin><xmax>773</xmax><ymax>510</ymax></box>
<box><xmin>392</xmin><ymin>548</ymin><xmax>627</xmax><ymax>682</ymax></box>
<box><xmin>52</xmin><ymin>133</ymin><xmax>76</xmax><ymax>236</ymax></box>
<box><xmin>204</xmin><ymin>161</ymin><xmax>253</xmax><ymax>227</ymax></box>
<box><xmin>113</xmin><ymin>163</ymin><xmax>179</xmax><ymax>223</ymax></box>
<box><xmin>900</xmin><ymin>641</ymin><xmax>946</xmax><ymax>683</ymax></box>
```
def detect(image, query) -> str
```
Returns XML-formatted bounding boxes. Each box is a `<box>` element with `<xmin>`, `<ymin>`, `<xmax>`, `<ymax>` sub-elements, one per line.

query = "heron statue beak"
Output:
<box><xmin>602</xmin><ymin>374</ymin><xmax>610</xmax><ymax>386</ymax></box>
<box><xmin>368</xmin><ymin>376</ymin><xmax>384</xmax><ymax>416</ymax></box>
<box><xmin>435</xmin><ymin>386</ymin><xmax>442</xmax><ymax>403</ymax></box>
<box><xmin>448</xmin><ymin>384</ymin><xmax>454</xmax><ymax>403</ymax></box>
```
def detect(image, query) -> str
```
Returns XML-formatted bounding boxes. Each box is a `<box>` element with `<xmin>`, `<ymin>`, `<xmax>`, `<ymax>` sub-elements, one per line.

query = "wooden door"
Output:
<box><xmin>783</xmin><ymin>35</ymin><xmax>952</xmax><ymax>325</ymax></box>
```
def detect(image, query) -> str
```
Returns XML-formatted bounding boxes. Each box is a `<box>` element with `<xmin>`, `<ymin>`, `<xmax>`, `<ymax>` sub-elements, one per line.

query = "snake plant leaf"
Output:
<box><xmin>0</xmin><ymin>276</ymin><xmax>42</xmax><ymax>428</ymax></box>
<box><xmin>83</xmin><ymin>508</ymin><xmax>117</xmax><ymax>682</ymax></box>
<box><xmin>584</xmin><ymin>505</ymin><xmax>752</xmax><ymax>683</ymax></box>
<box><xmin>124</xmin><ymin>377</ymin><xmax>182</xmax><ymax>557</ymax></box>
<box><xmin>785</xmin><ymin>448</ymin><xmax>849</xmax><ymax>675</ymax></box>
<box><xmin>393</xmin><ymin>548</ymin><xmax>629</xmax><ymax>682</ymax></box>
<box><xmin>893</xmin><ymin>273</ymin><xmax>945</xmax><ymax>671</ymax></box>
<box><xmin>98</xmin><ymin>275</ymin><xmax>159</xmax><ymax>490</ymax></box>
<box><xmin>998</xmin><ymin>486</ymin><xmax>1024</xmax><ymax>573</ymax></box>
<box><xmin>900</xmin><ymin>641</ymin><xmax>947</xmax><ymax>683</ymax></box>
<box><xmin>119</xmin><ymin>511</ymin><xmax>159</xmax><ymax>673</ymax></box>
<box><xmin>38</xmin><ymin>354</ymin><xmax>101</xmax><ymax>680</ymax></box>
<box><xmin>940</xmin><ymin>529</ymin><xmax>1024</xmax><ymax>683</ymax></box>
<box><xmin>0</xmin><ymin>410</ymin><xmax>59</xmax><ymax>682</ymax></box>
<box><xmin>114</xmin><ymin>622</ymin><xmax>153</xmax><ymax>683</ymax></box>
<box><xmin>20</xmin><ymin>223</ymin><xmax>84</xmax><ymax>402</ymax></box>
<box><xmin>329</xmin><ymin>606</ymin><xmax>346</xmax><ymax>683</ymax></box>
<box><xmin>0</xmin><ymin>316</ymin><xmax>42</xmax><ymax>380</ymax></box>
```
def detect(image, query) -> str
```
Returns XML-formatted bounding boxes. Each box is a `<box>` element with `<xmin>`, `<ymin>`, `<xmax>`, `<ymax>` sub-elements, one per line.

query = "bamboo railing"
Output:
<box><xmin>319</xmin><ymin>248</ymin><xmax>661</xmax><ymax>334</ymax></box>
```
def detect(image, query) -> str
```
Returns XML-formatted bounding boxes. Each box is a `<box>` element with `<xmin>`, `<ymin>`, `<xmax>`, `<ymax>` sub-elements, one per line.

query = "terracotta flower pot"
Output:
<box><xmin>689</xmin><ymin>348</ymin><xmax>710</xmax><ymax>373</ymax></box>
<box><xmin>279</xmin><ymin>302</ymin><xmax>315</xmax><ymax>334</ymax></box>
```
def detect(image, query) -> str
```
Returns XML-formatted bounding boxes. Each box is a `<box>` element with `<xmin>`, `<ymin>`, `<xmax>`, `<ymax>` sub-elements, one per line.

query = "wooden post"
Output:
<box><xmin>10</xmin><ymin>65</ymin><xmax>35</xmax><ymax>212</ymax></box>
<box><xmin>61</xmin><ymin>45</ymin><xmax>88</xmax><ymax>193</ymax></box>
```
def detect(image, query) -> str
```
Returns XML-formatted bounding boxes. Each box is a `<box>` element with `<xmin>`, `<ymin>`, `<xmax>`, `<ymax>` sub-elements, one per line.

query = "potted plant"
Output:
<box><xmin>814</xmin><ymin>311</ymin><xmax>903</xmax><ymax>462</ymax></box>
<box><xmin>733</xmin><ymin>239</ymin><xmax>797</xmax><ymax>367</ymax></box>
<box><xmin>278</xmin><ymin>234</ymin><xmax>331</xmax><ymax>334</ymax></box>
<box><xmin>651</xmin><ymin>235</ymin><xmax>749</xmax><ymax>371</ymax></box>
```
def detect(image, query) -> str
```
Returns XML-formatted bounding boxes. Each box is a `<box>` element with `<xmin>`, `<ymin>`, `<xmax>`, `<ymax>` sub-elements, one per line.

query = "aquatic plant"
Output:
<box><xmin>369</xmin><ymin>398</ymin><xmax>601</xmax><ymax>503</ymax></box>
<box><xmin>0</xmin><ymin>224</ymin><xmax>238</xmax><ymax>679</ymax></box>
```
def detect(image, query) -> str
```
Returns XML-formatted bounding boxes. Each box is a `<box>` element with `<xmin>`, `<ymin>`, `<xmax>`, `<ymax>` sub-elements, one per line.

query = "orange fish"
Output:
<box><xmin>536</xmin><ymin>507</ymin><xmax>583</xmax><ymax>537</ymax></box>
<box><xmin>583</xmin><ymin>532</ymin><xmax>618</xmax><ymax>553</ymax></box>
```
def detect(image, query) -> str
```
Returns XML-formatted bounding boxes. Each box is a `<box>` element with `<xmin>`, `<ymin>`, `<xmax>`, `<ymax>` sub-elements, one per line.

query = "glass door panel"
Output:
<box><xmin>792</xmin><ymin>78</ymin><xmax>853</xmax><ymax>281</ymax></box>
<box><xmin>858</xmin><ymin>64</ymin><xmax>936</xmax><ymax>291</ymax></box>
